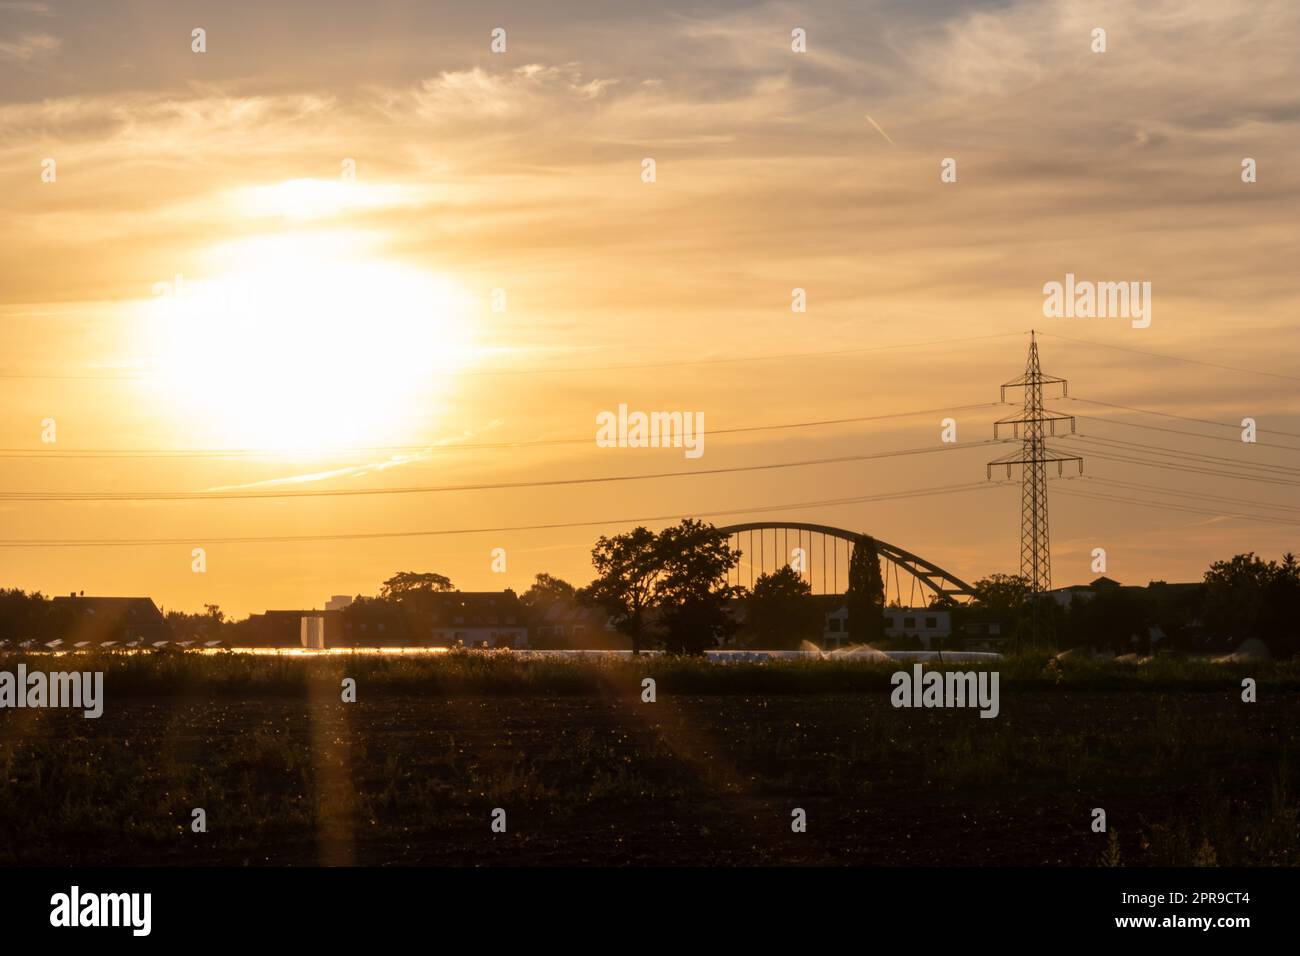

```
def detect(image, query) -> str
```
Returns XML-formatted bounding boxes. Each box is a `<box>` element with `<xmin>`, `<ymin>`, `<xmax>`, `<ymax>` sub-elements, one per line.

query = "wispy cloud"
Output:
<box><xmin>203</xmin><ymin>424</ymin><xmax>509</xmax><ymax>492</ymax></box>
<box><xmin>0</xmin><ymin>31</ymin><xmax>59</xmax><ymax>62</ymax></box>
<box><xmin>864</xmin><ymin>114</ymin><xmax>895</xmax><ymax>145</ymax></box>
<box><xmin>204</xmin><ymin>452</ymin><xmax>437</xmax><ymax>492</ymax></box>
<box><xmin>0</xmin><ymin>2</ymin><xmax>55</xmax><ymax>16</ymax></box>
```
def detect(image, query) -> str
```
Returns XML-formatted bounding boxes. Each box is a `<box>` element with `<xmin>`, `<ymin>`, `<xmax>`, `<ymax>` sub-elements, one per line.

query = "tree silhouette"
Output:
<box><xmin>520</xmin><ymin>573</ymin><xmax>577</xmax><ymax>610</ymax></box>
<box><xmin>971</xmin><ymin>573</ymin><xmax>1031</xmax><ymax>611</ymax></box>
<box><xmin>1068</xmin><ymin>587</ymin><xmax>1152</xmax><ymax>654</ymax></box>
<box><xmin>846</xmin><ymin>535</ymin><xmax>885</xmax><ymax>644</ymax></box>
<box><xmin>380</xmin><ymin>571</ymin><xmax>454</xmax><ymax>599</ymax></box>
<box><xmin>656</xmin><ymin>519</ymin><xmax>743</xmax><ymax>655</ymax></box>
<box><xmin>969</xmin><ymin>573</ymin><xmax>1031</xmax><ymax>647</ymax></box>
<box><xmin>587</xmin><ymin>526</ymin><xmax>662</xmax><ymax>655</ymax></box>
<box><xmin>747</xmin><ymin>565</ymin><xmax>820</xmax><ymax>649</ymax></box>
<box><xmin>588</xmin><ymin>520</ymin><xmax>742</xmax><ymax>655</ymax></box>
<box><xmin>1203</xmin><ymin>552</ymin><xmax>1300</xmax><ymax>655</ymax></box>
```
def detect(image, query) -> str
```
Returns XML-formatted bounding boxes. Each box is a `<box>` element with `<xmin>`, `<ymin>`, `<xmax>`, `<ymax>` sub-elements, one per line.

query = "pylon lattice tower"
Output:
<box><xmin>987</xmin><ymin>331</ymin><xmax>1083</xmax><ymax>648</ymax></box>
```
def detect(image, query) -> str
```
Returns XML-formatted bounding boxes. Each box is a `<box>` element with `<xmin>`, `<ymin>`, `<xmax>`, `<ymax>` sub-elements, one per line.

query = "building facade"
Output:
<box><xmin>48</xmin><ymin>595</ymin><xmax>172</xmax><ymax>646</ymax></box>
<box><xmin>821</xmin><ymin>605</ymin><xmax>953</xmax><ymax>650</ymax></box>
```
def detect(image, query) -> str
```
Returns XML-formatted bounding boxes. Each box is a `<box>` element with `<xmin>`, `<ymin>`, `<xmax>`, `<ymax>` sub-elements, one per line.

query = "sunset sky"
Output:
<box><xmin>2</xmin><ymin>0</ymin><xmax>1297</xmax><ymax>616</ymax></box>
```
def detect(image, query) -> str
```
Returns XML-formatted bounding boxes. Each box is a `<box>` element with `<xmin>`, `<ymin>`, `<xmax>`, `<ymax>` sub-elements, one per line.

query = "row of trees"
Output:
<box><xmin>0</xmin><ymin>521</ymin><xmax>884</xmax><ymax>655</ymax></box>
<box><xmin>958</xmin><ymin>553</ymin><xmax>1300</xmax><ymax>657</ymax></box>
<box><xmin>5</xmin><ymin>527</ymin><xmax>1295</xmax><ymax>656</ymax></box>
<box><xmin>586</xmin><ymin>531</ymin><xmax>1300</xmax><ymax>657</ymax></box>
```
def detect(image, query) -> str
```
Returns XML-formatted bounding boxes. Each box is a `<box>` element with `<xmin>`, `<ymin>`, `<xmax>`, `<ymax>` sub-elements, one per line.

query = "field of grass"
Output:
<box><xmin>5</xmin><ymin>647</ymin><xmax>1297</xmax><ymax>694</ymax></box>
<box><xmin>1</xmin><ymin>650</ymin><xmax>1296</xmax><ymax>866</ymax></box>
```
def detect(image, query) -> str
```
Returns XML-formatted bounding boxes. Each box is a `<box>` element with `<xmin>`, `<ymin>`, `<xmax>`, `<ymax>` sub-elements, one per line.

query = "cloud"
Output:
<box><xmin>1</xmin><ymin>0</ymin><xmax>1298</xmax><ymax>610</ymax></box>
<box><xmin>2</xmin><ymin>1</ymin><xmax>1298</xmax><ymax>338</ymax></box>
<box><xmin>0</xmin><ymin>31</ymin><xmax>59</xmax><ymax>61</ymax></box>
<box><xmin>385</xmin><ymin>64</ymin><xmax>616</xmax><ymax>123</ymax></box>
<box><xmin>0</xmin><ymin>2</ymin><xmax>55</xmax><ymax>15</ymax></box>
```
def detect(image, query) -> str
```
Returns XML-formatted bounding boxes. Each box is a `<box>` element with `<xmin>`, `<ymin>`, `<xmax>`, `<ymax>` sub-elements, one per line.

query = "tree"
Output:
<box><xmin>587</xmin><ymin>520</ymin><xmax>743</xmax><ymax>655</ymax></box>
<box><xmin>971</xmin><ymin>573</ymin><xmax>1031</xmax><ymax>612</ymax></box>
<box><xmin>165</xmin><ymin>604</ymin><xmax>227</xmax><ymax>642</ymax></box>
<box><xmin>520</xmin><ymin>573</ymin><xmax>577</xmax><ymax>610</ymax></box>
<box><xmin>1203</xmin><ymin>552</ymin><xmax>1271</xmax><ymax>642</ymax></box>
<box><xmin>1067</xmin><ymin>587</ymin><xmax>1152</xmax><ymax>654</ymax></box>
<box><xmin>747</xmin><ymin>566</ymin><xmax>820</xmax><ymax>649</ymax></box>
<box><xmin>0</xmin><ymin>588</ymin><xmax>50</xmax><ymax>641</ymax></box>
<box><xmin>967</xmin><ymin>572</ymin><xmax>1032</xmax><ymax>648</ymax></box>
<box><xmin>1202</xmin><ymin>552</ymin><xmax>1300</xmax><ymax>656</ymax></box>
<box><xmin>588</xmin><ymin>526</ymin><xmax>663</xmax><ymax>655</ymax></box>
<box><xmin>380</xmin><ymin>571</ymin><xmax>454</xmax><ymax>599</ymax></box>
<box><xmin>375</xmin><ymin>573</ymin><xmax>454</xmax><ymax>646</ymax></box>
<box><xmin>846</xmin><ymin>535</ymin><xmax>885</xmax><ymax>644</ymax></box>
<box><xmin>1141</xmin><ymin>581</ymin><xmax>1204</xmax><ymax>654</ymax></box>
<box><xmin>1273</xmin><ymin>553</ymin><xmax>1300</xmax><ymax>657</ymax></box>
<box><xmin>655</xmin><ymin>519</ymin><xmax>744</xmax><ymax>655</ymax></box>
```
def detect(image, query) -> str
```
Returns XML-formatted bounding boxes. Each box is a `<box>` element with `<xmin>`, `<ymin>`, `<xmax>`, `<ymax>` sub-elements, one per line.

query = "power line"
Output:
<box><xmin>0</xmin><ymin>480</ymin><xmax>1008</xmax><ymax>548</ymax></box>
<box><xmin>0</xmin><ymin>402</ymin><xmax>999</xmax><ymax>460</ymax></box>
<box><xmin>1037</xmin><ymin>331</ymin><xmax>1300</xmax><ymax>384</ymax></box>
<box><xmin>1088</xmin><ymin>476</ymin><xmax>1300</xmax><ymax>515</ymax></box>
<box><xmin>1070</xmin><ymin>411</ymin><xmax>1300</xmax><ymax>453</ymax></box>
<box><xmin>1065</xmin><ymin>438</ymin><xmax>1300</xmax><ymax>485</ymax></box>
<box><xmin>1057</xmin><ymin>485</ymin><xmax>1300</xmax><ymax>527</ymax></box>
<box><xmin>0</xmin><ymin>439</ymin><xmax>1003</xmax><ymax>502</ymax></box>
<box><xmin>0</xmin><ymin>331</ymin><xmax>1025</xmax><ymax>383</ymax></box>
<box><xmin>1068</xmin><ymin>433</ymin><xmax>1300</xmax><ymax>477</ymax></box>
<box><xmin>1068</xmin><ymin>445</ymin><xmax>1300</xmax><ymax>489</ymax></box>
<box><xmin>1068</xmin><ymin>396</ymin><xmax>1300</xmax><ymax>441</ymax></box>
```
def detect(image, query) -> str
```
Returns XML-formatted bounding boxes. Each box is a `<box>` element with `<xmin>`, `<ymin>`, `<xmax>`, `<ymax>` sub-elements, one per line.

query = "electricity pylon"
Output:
<box><xmin>987</xmin><ymin>331</ymin><xmax>1082</xmax><ymax>650</ymax></box>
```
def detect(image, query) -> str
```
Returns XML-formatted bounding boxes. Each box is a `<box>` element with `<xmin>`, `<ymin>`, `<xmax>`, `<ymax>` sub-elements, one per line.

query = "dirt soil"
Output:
<box><xmin>2</xmin><ymin>689</ymin><xmax>1295</xmax><ymax>866</ymax></box>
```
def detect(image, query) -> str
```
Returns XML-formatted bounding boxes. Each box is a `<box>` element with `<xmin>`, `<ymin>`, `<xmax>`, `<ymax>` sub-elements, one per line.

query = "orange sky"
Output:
<box><xmin>2</xmin><ymin>0</ymin><xmax>1298</xmax><ymax>616</ymax></box>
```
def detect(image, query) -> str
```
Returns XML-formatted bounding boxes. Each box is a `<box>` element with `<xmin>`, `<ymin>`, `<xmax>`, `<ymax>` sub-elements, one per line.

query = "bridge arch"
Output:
<box><xmin>716</xmin><ymin>521</ymin><xmax>975</xmax><ymax>604</ymax></box>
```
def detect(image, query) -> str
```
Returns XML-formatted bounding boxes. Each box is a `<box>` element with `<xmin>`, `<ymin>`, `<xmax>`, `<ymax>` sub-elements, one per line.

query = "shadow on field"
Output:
<box><xmin>1</xmin><ymin>652</ymin><xmax>1296</xmax><ymax>866</ymax></box>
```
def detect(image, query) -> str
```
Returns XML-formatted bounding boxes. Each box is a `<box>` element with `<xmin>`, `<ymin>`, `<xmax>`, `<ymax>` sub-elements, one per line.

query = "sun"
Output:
<box><xmin>143</xmin><ymin>230</ymin><xmax>476</xmax><ymax>452</ymax></box>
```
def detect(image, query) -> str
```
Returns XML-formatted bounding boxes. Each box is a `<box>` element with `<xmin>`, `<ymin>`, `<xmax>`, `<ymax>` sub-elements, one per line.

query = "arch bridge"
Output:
<box><xmin>717</xmin><ymin>521</ymin><xmax>975</xmax><ymax>605</ymax></box>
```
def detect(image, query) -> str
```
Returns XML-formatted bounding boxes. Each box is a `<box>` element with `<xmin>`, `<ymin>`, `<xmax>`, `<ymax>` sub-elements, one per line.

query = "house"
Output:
<box><xmin>339</xmin><ymin>598</ymin><xmax>407</xmax><ymax>647</ymax></box>
<box><xmin>822</xmin><ymin>606</ymin><xmax>849</xmax><ymax>647</ymax></box>
<box><xmin>955</xmin><ymin>612</ymin><xmax>1005</xmax><ymax>652</ymax></box>
<box><xmin>233</xmin><ymin>591</ymin><xmax>532</xmax><ymax>649</ymax></box>
<box><xmin>820</xmin><ymin>604</ymin><xmax>952</xmax><ymax>650</ymax></box>
<box><xmin>49</xmin><ymin>595</ymin><xmax>171</xmax><ymax>646</ymax></box>
<box><xmin>1048</xmin><ymin>575</ymin><xmax>1122</xmax><ymax>607</ymax></box>
<box><xmin>417</xmin><ymin>591</ymin><xmax>529</xmax><ymax>648</ymax></box>
<box><xmin>885</xmin><ymin>608</ymin><xmax>952</xmax><ymax>648</ymax></box>
<box><xmin>529</xmin><ymin>600</ymin><xmax>624</xmax><ymax>649</ymax></box>
<box><xmin>238</xmin><ymin>609</ymin><xmax>345</xmax><ymax>647</ymax></box>
<box><xmin>1048</xmin><ymin>576</ymin><xmax>1208</xmax><ymax>653</ymax></box>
